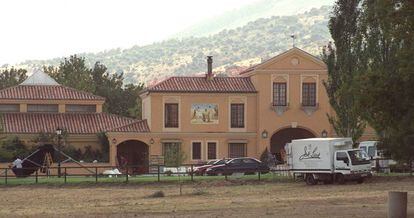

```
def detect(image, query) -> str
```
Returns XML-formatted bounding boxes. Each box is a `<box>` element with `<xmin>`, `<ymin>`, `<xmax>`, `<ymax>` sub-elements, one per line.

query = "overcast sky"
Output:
<box><xmin>0</xmin><ymin>0</ymin><xmax>259</xmax><ymax>65</ymax></box>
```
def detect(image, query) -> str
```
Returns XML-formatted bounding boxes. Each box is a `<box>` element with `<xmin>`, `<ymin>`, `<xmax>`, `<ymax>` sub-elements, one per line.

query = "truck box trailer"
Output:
<box><xmin>286</xmin><ymin>138</ymin><xmax>371</xmax><ymax>185</ymax></box>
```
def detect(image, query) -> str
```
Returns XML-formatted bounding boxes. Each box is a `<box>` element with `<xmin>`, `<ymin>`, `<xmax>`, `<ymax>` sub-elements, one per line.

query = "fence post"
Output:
<box><xmin>5</xmin><ymin>168</ymin><xmax>7</xmax><ymax>185</ymax></box>
<box><xmin>157</xmin><ymin>165</ymin><xmax>160</xmax><ymax>182</ymax></box>
<box><xmin>258</xmin><ymin>169</ymin><xmax>261</xmax><ymax>181</ymax></box>
<box><xmin>35</xmin><ymin>170</ymin><xmax>38</xmax><ymax>184</ymax></box>
<box><xmin>125</xmin><ymin>166</ymin><xmax>129</xmax><ymax>183</ymax></box>
<box><xmin>95</xmin><ymin>167</ymin><xmax>98</xmax><ymax>183</ymax></box>
<box><xmin>191</xmin><ymin>164</ymin><xmax>194</xmax><ymax>182</ymax></box>
<box><xmin>64</xmin><ymin>167</ymin><xmax>67</xmax><ymax>184</ymax></box>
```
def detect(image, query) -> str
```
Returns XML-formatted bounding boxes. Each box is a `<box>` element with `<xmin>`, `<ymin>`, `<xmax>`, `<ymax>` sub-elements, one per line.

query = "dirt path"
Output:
<box><xmin>0</xmin><ymin>177</ymin><xmax>413</xmax><ymax>217</ymax></box>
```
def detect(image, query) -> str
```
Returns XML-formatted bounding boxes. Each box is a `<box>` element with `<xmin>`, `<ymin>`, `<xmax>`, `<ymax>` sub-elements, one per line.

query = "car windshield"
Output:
<box><xmin>348</xmin><ymin>150</ymin><xmax>370</xmax><ymax>165</ymax></box>
<box><xmin>367</xmin><ymin>146</ymin><xmax>376</xmax><ymax>157</ymax></box>
<box><xmin>214</xmin><ymin>159</ymin><xmax>227</xmax><ymax>165</ymax></box>
<box><xmin>206</xmin><ymin>160</ymin><xmax>216</xmax><ymax>165</ymax></box>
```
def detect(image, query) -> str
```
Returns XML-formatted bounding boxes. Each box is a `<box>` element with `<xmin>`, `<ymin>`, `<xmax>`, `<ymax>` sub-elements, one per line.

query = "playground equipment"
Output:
<box><xmin>11</xmin><ymin>144</ymin><xmax>94</xmax><ymax>177</ymax></box>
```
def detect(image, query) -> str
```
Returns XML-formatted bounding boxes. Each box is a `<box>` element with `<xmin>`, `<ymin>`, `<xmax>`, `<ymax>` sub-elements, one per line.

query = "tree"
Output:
<box><xmin>322</xmin><ymin>0</ymin><xmax>366</xmax><ymax>143</ymax></box>
<box><xmin>47</xmin><ymin>55</ymin><xmax>95</xmax><ymax>92</ymax></box>
<box><xmin>164</xmin><ymin>144</ymin><xmax>187</xmax><ymax>195</ymax></box>
<box><xmin>356</xmin><ymin>0</ymin><xmax>414</xmax><ymax>162</ymax></box>
<box><xmin>43</xmin><ymin>56</ymin><xmax>144</xmax><ymax>118</ymax></box>
<box><xmin>0</xmin><ymin>68</ymin><xmax>27</xmax><ymax>89</ymax></box>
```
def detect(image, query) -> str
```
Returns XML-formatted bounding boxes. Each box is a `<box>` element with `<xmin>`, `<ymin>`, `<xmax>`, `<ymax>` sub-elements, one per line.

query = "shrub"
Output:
<box><xmin>0</xmin><ymin>136</ymin><xmax>32</xmax><ymax>162</ymax></box>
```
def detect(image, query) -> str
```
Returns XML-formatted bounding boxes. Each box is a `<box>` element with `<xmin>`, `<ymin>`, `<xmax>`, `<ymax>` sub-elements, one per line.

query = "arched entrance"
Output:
<box><xmin>270</xmin><ymin>127</ymin><xmax>316</xmax><ymax>162</ymax></box>
<box><xmin>117</xmin><ymin>140</ymin><xmax>149</xmax><ymax>174</ymax></box>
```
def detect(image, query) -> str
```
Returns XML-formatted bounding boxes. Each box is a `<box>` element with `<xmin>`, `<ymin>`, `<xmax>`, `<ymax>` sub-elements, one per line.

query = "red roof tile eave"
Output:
<box><xmin>146</xmin><ymin>90</ymin><xmax>257</xmax><ymax>94</ymax></box>
<box><xmin>0</xmin><ymin>113</ymin><xmax>149</xmax><ymax>134</ymax></box>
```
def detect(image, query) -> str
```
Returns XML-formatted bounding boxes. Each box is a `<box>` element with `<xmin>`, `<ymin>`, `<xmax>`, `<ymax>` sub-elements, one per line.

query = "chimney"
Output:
<box><xmin>206</xmin><ymin>56</ymin><xmax>213</xmax><ymax>80</ymax></box>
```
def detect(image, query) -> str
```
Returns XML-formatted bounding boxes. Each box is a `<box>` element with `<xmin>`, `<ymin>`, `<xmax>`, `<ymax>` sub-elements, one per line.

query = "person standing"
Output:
<box><xmin>12</xmin><ymin>156</ymin><xmax>23</xmax><ymax>169</ymax></box>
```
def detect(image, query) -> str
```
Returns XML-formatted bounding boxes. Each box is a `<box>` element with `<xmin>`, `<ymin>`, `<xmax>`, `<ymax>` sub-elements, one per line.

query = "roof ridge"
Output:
<box><xmin>59</xmin><ymin>85</ymin><xmax>105</xmax><ymax>100</ymax></box>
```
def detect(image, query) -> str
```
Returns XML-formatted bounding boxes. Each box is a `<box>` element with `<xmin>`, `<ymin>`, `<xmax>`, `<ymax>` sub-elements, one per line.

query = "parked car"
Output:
<box><xmin>206</xmin><ymin>157</ymin><xmax>270</xmax><ymax>176</ymax></box>
<box><xmin>191</xmin><ymin>159</ymin><xmax>229</xmax><ymax>175</ymax></box>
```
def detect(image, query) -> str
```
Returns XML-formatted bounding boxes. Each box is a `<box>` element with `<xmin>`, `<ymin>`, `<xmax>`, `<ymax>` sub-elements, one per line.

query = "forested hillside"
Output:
<box><xmin>19</xmin><ymin>6</ymin><xmax>332</xmax><ymax>85</ymax></box>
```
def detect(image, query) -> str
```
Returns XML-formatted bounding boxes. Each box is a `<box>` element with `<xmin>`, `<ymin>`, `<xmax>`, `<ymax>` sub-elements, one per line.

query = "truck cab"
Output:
<box><xmin>334</xmin><ymin>149</ymin><xmax>371</xmax><ymax>183</ymax></box>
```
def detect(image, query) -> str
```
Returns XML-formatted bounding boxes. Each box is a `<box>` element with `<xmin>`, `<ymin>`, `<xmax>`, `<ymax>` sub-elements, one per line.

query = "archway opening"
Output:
<box><xmin>270</xmin><ymin>128</ymin><xmax>316</xmax><ymax>162</ymax></box>
<box><xmin>117</xmin><ymin>140</ymin><xmax>149</xmax><ymax>174</ymax></box>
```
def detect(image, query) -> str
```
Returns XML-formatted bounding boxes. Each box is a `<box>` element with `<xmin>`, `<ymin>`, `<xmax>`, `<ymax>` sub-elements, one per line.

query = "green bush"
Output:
<box><xmin>0</xmin><ymin>136</ymin><xmax>33</xmax><ymax>162</ymax></box>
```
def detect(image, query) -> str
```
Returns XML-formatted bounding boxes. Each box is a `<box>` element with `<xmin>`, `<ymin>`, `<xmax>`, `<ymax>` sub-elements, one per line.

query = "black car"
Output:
<box><xmin>205</xmin><ymin>157</ymin><xmax>270</xmax><ymax>176</ymax></box>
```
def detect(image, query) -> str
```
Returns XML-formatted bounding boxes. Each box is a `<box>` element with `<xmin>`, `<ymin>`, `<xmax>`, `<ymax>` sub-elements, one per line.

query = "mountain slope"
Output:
<box><xmin>19</xmin><ymin>5</ymin><xmax>332</xmax><ymax>85</ymax></box>
<box><xmin>175</xmin><ymin>0</ymin><xmax>334</xmax><ymax>38</ymax></box>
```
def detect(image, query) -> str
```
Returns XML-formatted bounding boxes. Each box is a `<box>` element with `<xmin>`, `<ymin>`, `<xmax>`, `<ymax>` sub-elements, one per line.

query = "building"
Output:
<box><xmin>107</xmin><ymin>47</ymin><xmax>338</xmax><ymax>170</ymax></box>
<box><xmin>0</xmin><ymin>70</ymin><xmax>149</xmax><ymax>153</ymax></box>
<box><xmin>0</xmin><ymin>47</ymin><xmax>375</xmax><ymax>172</ymax></box>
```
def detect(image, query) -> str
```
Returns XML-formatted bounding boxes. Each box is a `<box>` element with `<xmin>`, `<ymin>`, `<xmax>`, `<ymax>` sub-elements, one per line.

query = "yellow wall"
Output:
<box><xmin>113</xmin><ymin>48</ymin><xmax>337</xmax><ymax>163</ymax></box>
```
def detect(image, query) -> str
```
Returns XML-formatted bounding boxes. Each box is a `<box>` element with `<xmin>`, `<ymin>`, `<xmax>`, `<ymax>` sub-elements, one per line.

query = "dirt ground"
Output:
<box><xmin>0</xmin><ymin>176</ymin><xmax>413</xmax><ymax>218</ymax></box>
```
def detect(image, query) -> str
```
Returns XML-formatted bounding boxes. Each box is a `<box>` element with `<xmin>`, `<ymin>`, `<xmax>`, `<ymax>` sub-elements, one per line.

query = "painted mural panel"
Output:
<box><xmin>191</xmin><ymin>104</ymin><xmax>219</xmax><ymax>124</ymax></box>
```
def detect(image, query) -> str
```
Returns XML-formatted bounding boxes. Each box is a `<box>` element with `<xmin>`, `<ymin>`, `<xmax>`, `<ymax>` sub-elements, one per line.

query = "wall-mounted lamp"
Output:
<box><xmin>55</xmin><ymin>128</ymin><xmax>63</xmax><ymax>136</ymax></box>
<box><xmin>321</xmin><ymin>130</ymin><xmax>328</xmax><ymax>138</ymax></box>
<box><xmin>149</xmin><ymin>138</ymin><xmax>155</xmax><ymax>144</ymax></box>
<box><xmin>261</xmin><ymin>130</ymin><xmax>268</xmax><ymax>139</ymax></box>
<box><xmin>112</xmin><ymin>138</ymin><xmax>117</xmax><ymax>144</ymax></box>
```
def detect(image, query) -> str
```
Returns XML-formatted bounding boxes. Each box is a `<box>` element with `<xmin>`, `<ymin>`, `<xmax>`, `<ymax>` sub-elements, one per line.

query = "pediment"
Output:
<box><xmin>253</xmin><ymin>47</ymin><xmax>327</xmax><ymax>72</ymax></box>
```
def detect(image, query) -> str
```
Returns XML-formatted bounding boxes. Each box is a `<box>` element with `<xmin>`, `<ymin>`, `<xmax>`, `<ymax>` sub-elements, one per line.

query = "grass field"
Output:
<box><xmin>0</xmin><ymin>176</ymin><xmax>413</xmax><ymax>217</ymax></box>
<box><xmin>0</xmin><ymin>172</ymin><xmax>292</xmax><ymax>185</ymax></box>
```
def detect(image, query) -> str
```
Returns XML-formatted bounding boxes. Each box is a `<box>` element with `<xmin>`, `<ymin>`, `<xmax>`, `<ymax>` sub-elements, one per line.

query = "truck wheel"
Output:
<box><xmin>305</xmin><ymin>174</ymin><xmax>317</xmax><ymax>185</ymax></box>
<box><xmin>335</xmin><ymin>174</ymin><xmax>345</xmax><ymax>184</ymax></box>
<box><xmin>357</xmin><ymin>178</ymin><xmax>364</xmax><ymax>184</ymax></box>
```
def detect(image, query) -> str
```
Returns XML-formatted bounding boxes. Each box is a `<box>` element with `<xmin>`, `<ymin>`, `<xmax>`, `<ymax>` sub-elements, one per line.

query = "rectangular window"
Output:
<box><xmin>228</xmin><ymin>143</ymin><xmax>247</xmax><ymax>158</ymax></box>
<box><xmin>273</xmin><ymin>83</ymin><xmax>287</xmax><ymax>106</ymax></box>
<box><xmin>302</xmin><ymin>83</ymin><xmax>316</xmax><ymax>106</ymax></box>
<box><xmin>164</xmin><ymin>103</ymin><xmax>179</xmax><ymax>128</ymax></box>
<box><xmin>0</xmin><ymin>104</ymin><xmax>19</xmax><ymax>112</ymax></box>
<box><xmin>66</xmin><ymin>104</ymin><xmax>96</xmax><ymax>113</ymax></box>
<box><xmin>207</xmin><ymin>142</ymin><xmax>217</xmax><ymax>160</ymax></box>
<box><xmin>230</xmin><ymin>104</ymin><xmax>244</xmax><ymax>128</ymax></box>
<box><xmin>163</xmin><ymin>142</ymin><xmax>181</xmax><ymax>166</ymax></box>
<box><xmin>27</xmin><ymin>104</ymin><xmax>58</xmax><ymax>113</ymax></box>
<box><xmin>191</xmin><ymin>142</ymin><xmax>202</xmax><ymax>160</ymax></box>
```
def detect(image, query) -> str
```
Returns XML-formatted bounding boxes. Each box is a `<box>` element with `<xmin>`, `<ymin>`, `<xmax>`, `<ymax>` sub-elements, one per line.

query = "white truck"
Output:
<box><xmin>286</xmin><ymin>138</ymin><xmax>371</xmax><ymax>185</ymax></box>
<box><xmin>358</xmin><ymin>141</ymin><xmax>396</xmax><ymax>172</ymax></box>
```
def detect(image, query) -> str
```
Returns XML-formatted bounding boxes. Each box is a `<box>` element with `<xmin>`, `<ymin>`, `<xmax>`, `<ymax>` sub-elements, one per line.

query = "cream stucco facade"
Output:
<box><xmin>107</xmin><ymin>48</ymin><xmax>353</xmax><ymax>167</ymax></box>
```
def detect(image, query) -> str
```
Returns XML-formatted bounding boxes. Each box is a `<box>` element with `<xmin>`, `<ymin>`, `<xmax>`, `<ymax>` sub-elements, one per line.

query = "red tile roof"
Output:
<box><xmin>0</xmin><ymin>113</ymin><xmax>149</xmax><ymax>134</ymax></box>
<box><xmin>146</xmin><ymin>76</ymin><xmax>257</xmax><ymax>93</ymax></box>
<box><xmin>0</xmin><ymin>85</ymin><xmax>105</xmax><ymax>101</ymax></box>
<box><xmin>109</xmin><ymin>120</ymin><xmax>150</xmax><ymax>132</ymax></box>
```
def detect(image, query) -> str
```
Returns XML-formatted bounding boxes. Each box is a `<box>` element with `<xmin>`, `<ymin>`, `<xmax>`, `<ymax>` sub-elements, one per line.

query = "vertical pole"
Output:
<box><xmin>258</xmin><ymin>169</ymin><xmax>261</xmax><ymax>181</ymax></box>
<box><xmin>157</xmin><ymin>165</ymin><xmax>160</xmax><ymax>182</ymax></box>
<box><xmin>5</xmin><ymin>168</ymin><xmax>7</xmax><ymax>185</ymax></box>
<box><xmin>35</xmin><ymin>170</ymin><xmax>38</xmax><ymax>184</ymax></box>
<box><xmin>58</xmin><ymin>162</ymin><xmax>61</xmax><ymax>178</ymax></box>
<box><xmin>95</xmin><ymin>167</ymin><xmax>98</xmax><ymax>183</ymax></box>
<box><xmin>125</xmin><ymin>166</ymin><xmax>129</xmax><ymax>183</ymax></box>
<box><xmin>64</xmin><ymin>167</ymin><xmax>67</xmax><ymax>184</ymax></box>
<box><xmin>388</xmin><ymin>191</ymin><xmax>407</xmax><ymax>218</ymax></box>
<box><xmin>191</xmin><ymin>164</ymin><xmax>194</xmax><ymax>182</ymax></box>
